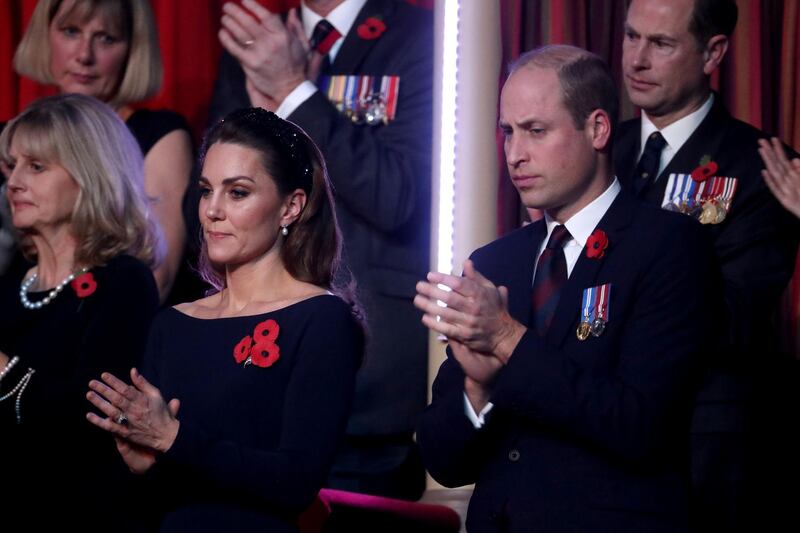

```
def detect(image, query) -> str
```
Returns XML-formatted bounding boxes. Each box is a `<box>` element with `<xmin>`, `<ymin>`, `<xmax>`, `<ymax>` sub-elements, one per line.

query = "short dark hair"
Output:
<box><xmin>509</xmin><ymin>45</ymin><xmax>619</xmax><ymax>132</ymax></box>
<box><xmin>624</xmin><ymin>0</ymin><xmax>738</xmax><ymax>48</ymax></box>
<box><xmin>688</xmin><ymin>0</ymin><xmax>738</xmax><ymax>47</ymax></box>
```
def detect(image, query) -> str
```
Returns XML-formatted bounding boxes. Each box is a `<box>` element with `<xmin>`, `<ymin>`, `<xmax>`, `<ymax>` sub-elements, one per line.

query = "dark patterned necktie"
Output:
<box><xmin>633</xmin><ymin>131</ymin><xmax>667</xmax><ymax>195</ymax></box>
<box><xmin>531</xmin><ymin>225</ymin><xmax>572</xmax><ymax>335</ymax></box>
<box><xmin>309</xmin><ymin>19</ymin><xmax>341</xmax><ymax>56</ymax></box>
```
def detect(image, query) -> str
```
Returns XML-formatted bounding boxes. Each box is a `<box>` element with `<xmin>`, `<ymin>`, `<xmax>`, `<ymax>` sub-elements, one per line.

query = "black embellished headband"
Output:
<box><xmin>222</xmin><ymin>108</ymin><xmax>314</xmax><ymax>191</ymax></box>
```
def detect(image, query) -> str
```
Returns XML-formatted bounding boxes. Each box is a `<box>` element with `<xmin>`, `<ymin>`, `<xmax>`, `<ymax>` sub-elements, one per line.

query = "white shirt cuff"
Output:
<box><xmin>464</xmin><ymin>393</ymin><xmax>494</xmax><ymax>429</ymax></box>
<box><xmin>275</xmin><ymin>81</ymin><xmax>318</xmax><ymax>119</ymax></box>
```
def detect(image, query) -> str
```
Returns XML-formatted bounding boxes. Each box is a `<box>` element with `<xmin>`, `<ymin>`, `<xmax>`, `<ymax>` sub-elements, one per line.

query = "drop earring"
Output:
<box><xmin>281</xmin><ymin>225</ymin><xmax>289</xmax><ymax>236</ymax></box>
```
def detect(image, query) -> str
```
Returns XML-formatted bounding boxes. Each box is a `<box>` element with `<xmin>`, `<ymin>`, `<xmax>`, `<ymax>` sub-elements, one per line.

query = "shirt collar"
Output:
<box><xmin>544</xmin><ymin>178</ymin><xmax>621</xmax><ymax>248</ymax></box>
<box><xmin>640</xmin><ymin>93</ymin><xmax>714</xmax><ymax>157</ymax></box>
<box><xmin>301</xmin><ymin>0</ymin><xmax>367</xmax><ymax>41</ymax></box>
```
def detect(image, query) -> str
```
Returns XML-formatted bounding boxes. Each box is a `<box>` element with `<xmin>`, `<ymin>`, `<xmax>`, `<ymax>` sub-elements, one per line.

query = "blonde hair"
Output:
<box><xmin>13</xmin><ymin>0</ymin><xmax>163</xmax><ymax>106</ymax></box>
<box><xmin>0</xmin><ymin>93</ymin><xmax>165</xmax><ymax>268</ymax></box>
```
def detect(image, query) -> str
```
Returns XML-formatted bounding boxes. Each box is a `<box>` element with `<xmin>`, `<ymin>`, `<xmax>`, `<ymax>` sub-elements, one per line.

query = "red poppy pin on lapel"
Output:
<box><xmin>71</xmin><ymin>272</ymin><xmax>97</xmax><ymax>298</ymax></box>
<box><xmin>586</xmin><ymin>229</ymin><xmax>609</xmax><ymax>259</ymax></box>
<box><xmin>691</xmin><ymin>159</ymin><xmax>718</xmax><ymax>182</ymax></box>
<box><xmin>357</xmin><ymin>17</ymin><xmax>386</xmax><ymax>40</ymax></box>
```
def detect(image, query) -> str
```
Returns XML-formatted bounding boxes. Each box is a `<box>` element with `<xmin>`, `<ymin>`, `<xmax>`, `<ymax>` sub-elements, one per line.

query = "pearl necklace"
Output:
<box><xmin>19</xmin><ymin>267</ymin><xmax>89</xmax><ymax>310</ymax></box>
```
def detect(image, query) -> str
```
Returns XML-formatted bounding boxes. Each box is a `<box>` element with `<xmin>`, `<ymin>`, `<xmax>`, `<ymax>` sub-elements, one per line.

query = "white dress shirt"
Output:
<box><xmin>639</xmin><ymin>94</ymin><xmax>714</xmax><ymax>180</ymax></box>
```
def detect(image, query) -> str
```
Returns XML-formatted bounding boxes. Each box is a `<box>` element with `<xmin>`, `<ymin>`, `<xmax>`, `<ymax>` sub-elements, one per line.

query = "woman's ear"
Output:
<box><xmin>281</xmin><ymin>188</ymin><xmax>307</xmax><ymax>227</ymax></box>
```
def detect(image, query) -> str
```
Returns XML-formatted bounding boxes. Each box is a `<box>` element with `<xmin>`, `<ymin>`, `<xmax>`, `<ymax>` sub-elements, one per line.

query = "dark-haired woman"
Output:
<box><xmin>87</xmin><ymin>108</ymin><xmax>363</xmax><ymax>532</ymax></box>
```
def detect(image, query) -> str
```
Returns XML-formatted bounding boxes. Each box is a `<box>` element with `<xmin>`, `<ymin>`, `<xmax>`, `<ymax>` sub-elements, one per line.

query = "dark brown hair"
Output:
<box><xmin>624</xmin><ymin>0</ymin><xmax>738</xmax><ymax>49</ymax></box>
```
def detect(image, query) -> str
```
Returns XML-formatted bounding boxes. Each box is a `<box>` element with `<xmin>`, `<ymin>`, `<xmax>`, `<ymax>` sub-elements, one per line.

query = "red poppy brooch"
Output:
<box><xmin>586</xmin><ymin>229</ymin><xmax>609</xmax><ymax>259</ymax></box>
<box><xmin>691</xmin><ymin>158</ymin><xmax>718</xmax><ymax>182</ymax></box>
<box><xmin>357</xmin><ymin>17</ymin><xmax>386</xmax><ymax>40</ymax></box>
<box><xmin>71</xmin><ymin>272</ymin><xmax>97</xmax><ymax>298</ymax></box>
<box><xmin>233</xmin><ymin>319</ymin><xmax>281</xmax><ymax>368</ymax></box>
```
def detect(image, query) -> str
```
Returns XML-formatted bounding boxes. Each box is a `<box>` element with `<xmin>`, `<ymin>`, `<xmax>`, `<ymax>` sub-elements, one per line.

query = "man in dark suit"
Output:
<box><xmin>212</xmin><ymin>0</ymin><xmax>432</xmax><ymax>499</ymax></box>
<box><xmin>615</xmin><ymin>0</ymin><xmax>799</xmax><ymax>529</ymax></box>
<box><xmin>415</xmin><ymin>45</ymin><xmax>720</xmax><ymax>532</ymax></box>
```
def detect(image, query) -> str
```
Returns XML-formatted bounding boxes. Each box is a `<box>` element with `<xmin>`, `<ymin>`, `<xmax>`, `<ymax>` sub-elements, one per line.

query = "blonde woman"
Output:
<box><xmin>14</xmin><ymin>0</ymin><xmax>193</xmax><ymax>302</ymax></box>
<box><xmin>0</xmin><ymin>93</ymin><xmax>162</xmax><ymax>530</ymax></box>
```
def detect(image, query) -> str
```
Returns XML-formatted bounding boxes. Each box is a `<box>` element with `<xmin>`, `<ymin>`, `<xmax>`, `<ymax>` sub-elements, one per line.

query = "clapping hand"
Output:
<box><xmin>219</xmin><ymin>0</ymin><xmax>308</xmax><ymax>107</ymax></box>
<box><xmin>759</xmin><ymin>137</ymin><xmax>800</xmax><ymax>218</ymax></box>
<box><xmin>86</xmin><ymin>368</ymin><xmax>181</xmax><ymax>473</ymax></box>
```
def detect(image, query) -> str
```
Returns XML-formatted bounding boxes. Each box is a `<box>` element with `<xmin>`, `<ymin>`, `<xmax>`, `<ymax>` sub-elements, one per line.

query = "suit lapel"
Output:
<box><xmin>508</xmin><ymin>222</ymin><xmax>546</xmax><ymax>327</ymax></box>
<box><xmin>328</xmin><ymin>0</ymin><xmax>394</xmax><ymax>74</ymax></box>
<box><xmin>660</xmin><ymin>98</ymin><xmax>726</xmax><ymax>180</ymax></box>
<box><xmin>546</xmin><ymin>191</ymin><xmax>636</xmax><ymax>345</ymax></box>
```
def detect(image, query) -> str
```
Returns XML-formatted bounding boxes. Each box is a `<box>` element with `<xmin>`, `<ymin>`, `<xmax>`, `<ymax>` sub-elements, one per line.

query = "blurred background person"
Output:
<box><xmin>211</xmin><ymin>0</ymin><xmax>433</xmax><ymax>499</ymax></box>
<box><xmin>13</xmin><ymin>0</ymin><xmax>193</xmax><ymax>303</ymax></box>
<box><xmin>86</xmin><ymin>108</ymin><xmax>364</xmax><ymax>533</ymax></box>
<box><xmin>0</xmin><ymin>93</ymin><xmax>162</xmax><ymax>531</ymax></box>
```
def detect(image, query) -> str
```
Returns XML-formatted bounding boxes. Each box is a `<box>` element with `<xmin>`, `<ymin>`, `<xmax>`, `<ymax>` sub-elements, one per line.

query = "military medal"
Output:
<box><xmin>715</xmin><ymin>204</ymin><xmax>727</xmax><ymax>224</ymax></box>
<box><xmin>577</xmin><ymin>286</ymin><xmax>592</xmax><ymax>341</ymax></box>
<box><xmin>362</xmin><ymin>93</ymin><xmax>388</xmax><ymax>125</ymax></box>
<box><xmin>662</xmin><ymin>172</ymin><xmax>738</xmax><ymax>225</ymax></box>
<box><xmin>699</xmin><ymin>201</ymin><xmax>718</xmax><ymax>224</ymax></box>
<box><xmin>577</xmin><ymin>321</ymin><xmax>591</xmax><ymax>341</ymax></box>
<box><xmin>590</xmin><ymin>284</ymin><xmax>610</xmax><ymax>337</ymax></box>
<box><xmin>318</xmin><ymin>75</ymin><xmax>400</xmax><ymax>125</ymax></box>
<box><xmin>577</xmin><ymin>284</ymin><xmax>611</xmax><ymax>340</ymax></box>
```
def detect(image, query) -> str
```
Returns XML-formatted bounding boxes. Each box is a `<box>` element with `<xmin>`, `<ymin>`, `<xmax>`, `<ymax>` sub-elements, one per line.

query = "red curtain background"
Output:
<box><xmin>2</xmin><ymin>0</ymin><xmax>239</xmax><ymax>141</ymax></box>
<box><xmin>0</xmin><ymin>0</ymin><xmax>432</xmax><ymax>141</ymax></box>
<box><xmin>497</xmin><ymin>0</ymin><xmax>800</xmax><ymax>355</ymax></box>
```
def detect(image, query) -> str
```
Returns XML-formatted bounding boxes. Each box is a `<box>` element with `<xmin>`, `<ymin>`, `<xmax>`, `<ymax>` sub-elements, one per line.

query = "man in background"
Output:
<box><xmin>615</xmin><ymin>0</ymin><xmax>800</xmax><ymax>529</ymax></box>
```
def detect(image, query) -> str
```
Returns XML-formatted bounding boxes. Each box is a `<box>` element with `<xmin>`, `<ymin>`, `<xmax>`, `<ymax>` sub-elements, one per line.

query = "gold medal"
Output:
<box><xmin>699</xmin><ymin>201</ymin><xmax>717</xmax><ymax>224</ymax></box>
<box><xmin>577</xmin><ymin>321</ymin><xmax>591</xmax><ymax>341</ymax></box>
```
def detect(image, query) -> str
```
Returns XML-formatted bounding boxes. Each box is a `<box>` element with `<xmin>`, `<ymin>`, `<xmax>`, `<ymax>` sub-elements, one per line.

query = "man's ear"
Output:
<box><xmin>587</xmin><ymin>109</ymin><xmax>612</xmax><ymax>152</ymax></box>
<box><xmin>703</xmin><ymin>34</ymin><xmax>729</xmax><ymax>76</ymax></box>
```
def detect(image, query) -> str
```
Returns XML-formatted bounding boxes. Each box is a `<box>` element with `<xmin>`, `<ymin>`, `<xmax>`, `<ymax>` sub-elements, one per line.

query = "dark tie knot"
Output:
<box><xmin>309</xmin><ymin>19</ymin><xmax>341</xmax><ymax>55</ymax></box>
<box><xmin>546</xmin><ymin>225</ymin><xmax>572</xmax><ymax>250</ymax></box>
<box><xmin>646</xmin><ymin>131</ymin><xmax>667</xmax><ymax>150</ymax></box>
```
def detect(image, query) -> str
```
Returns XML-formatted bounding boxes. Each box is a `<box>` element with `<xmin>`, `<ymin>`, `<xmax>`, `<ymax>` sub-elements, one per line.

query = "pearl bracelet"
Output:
<box><xmin>0</xmin><ymin>368</ymin><xmax>35</xmax><ymax>424</ymax></box>
<box><xmin>0</xmin><ymin>355</ymin><xmax>19</xmax><ymax>381</ymax></box>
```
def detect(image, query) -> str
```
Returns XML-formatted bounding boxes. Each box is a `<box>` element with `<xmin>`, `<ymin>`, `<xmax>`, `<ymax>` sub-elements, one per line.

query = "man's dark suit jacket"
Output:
<box><xmin>209</xmin><ymin>0</ymin><xmax>433</xmax><ymax>438</ymax></box>
<box><xmin>614</xmin><ymin>98</ymin><xmax>800</xmax><ymax>527</ymax></box>
<box><xmin>417</xmin><ymin>191</ymin><xmax>721</xmax><ymax>532</ymax></box>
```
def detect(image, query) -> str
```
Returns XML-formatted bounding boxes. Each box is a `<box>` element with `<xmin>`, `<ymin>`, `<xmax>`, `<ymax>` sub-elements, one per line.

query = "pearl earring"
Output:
<box><xmin>281</xmin><ymin>225</ymin><xmax>289</xmax><ymax>236</ymax></box>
